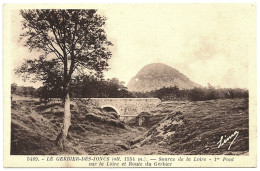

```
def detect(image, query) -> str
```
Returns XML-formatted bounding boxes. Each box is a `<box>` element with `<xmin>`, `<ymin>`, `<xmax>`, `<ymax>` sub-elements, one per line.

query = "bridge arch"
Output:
<box><xmin>101</xmin><ymin>105</ymin><xmax>120</xmax><ymax>116</ymax></box>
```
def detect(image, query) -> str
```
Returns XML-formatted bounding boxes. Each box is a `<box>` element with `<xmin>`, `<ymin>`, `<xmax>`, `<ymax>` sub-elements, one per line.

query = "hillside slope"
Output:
<box><xmin>120</xmin><ymin>98</ymin><xmax>249</xmax><ymax>155</ymax></box>
<box><xmin>11</xmin><ymin>97</ymin><xmax>248</xmax><ymax>155</ymax></box>
<box><xmin>11</xmin><ymin>99</ymin><xmax>143</xmax><ymax>155</ymax></box>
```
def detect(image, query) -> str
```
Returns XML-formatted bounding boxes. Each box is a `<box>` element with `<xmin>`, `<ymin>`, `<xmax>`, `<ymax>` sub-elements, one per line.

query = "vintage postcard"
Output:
<box><xmin>3</xmin><ymin>3</ymin><xmax>257</xmax><ymax>167</ymax></box>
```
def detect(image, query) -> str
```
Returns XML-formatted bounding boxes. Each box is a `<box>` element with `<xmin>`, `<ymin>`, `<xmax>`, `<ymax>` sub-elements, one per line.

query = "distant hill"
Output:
<box><xmin>127</xmin><ymin>63</ymin><xmax>201</xmax><ymax>92</ymax></box>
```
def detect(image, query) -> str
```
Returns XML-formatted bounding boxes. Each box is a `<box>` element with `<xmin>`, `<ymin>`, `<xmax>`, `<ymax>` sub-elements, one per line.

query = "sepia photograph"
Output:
<box><xmin>3</xmin><ymin>2</ymin><xmax>257</xmax><ymax>167</ymax></box>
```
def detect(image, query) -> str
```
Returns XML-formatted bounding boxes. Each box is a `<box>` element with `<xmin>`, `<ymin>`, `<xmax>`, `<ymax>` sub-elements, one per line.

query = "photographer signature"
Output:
<box><xmin>217</xmin><ymin>131</ymin><xmax>239</xmax><ymax>150</ymax></box>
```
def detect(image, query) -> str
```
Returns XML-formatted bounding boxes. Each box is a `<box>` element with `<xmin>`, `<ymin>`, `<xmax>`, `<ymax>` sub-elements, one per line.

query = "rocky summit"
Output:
<box><xmin>127</xmin><ymin>63</ymin><xmax>201</xmax><ymax>92</ymax></box>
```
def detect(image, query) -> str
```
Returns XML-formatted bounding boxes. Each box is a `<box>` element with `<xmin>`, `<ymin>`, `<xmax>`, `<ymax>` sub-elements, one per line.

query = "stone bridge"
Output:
<box><xmin>49</xmin><ymin>98</ymin><xmax>161</xmax><ymax>120</ymax></box>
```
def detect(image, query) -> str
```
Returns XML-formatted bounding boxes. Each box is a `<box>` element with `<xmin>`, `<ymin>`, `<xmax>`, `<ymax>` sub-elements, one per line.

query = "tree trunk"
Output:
<box><xmin>55</xmin><ymin>90</ymin><xmax>71</xmax><ymax>150</ymax></box>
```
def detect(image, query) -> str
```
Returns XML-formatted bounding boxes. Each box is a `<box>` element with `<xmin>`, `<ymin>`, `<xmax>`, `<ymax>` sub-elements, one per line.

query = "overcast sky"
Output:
<box><xmin>11</xmin><ymin>4</ymin><xmax>256</xmax><ymax>89</ymax></box>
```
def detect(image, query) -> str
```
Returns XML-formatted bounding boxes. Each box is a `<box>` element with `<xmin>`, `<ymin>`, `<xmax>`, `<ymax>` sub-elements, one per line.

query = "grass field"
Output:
<box><xmin>11</xmin><ymin>97</ymin><xmax>249</xmax><ymax>155</ymax></box>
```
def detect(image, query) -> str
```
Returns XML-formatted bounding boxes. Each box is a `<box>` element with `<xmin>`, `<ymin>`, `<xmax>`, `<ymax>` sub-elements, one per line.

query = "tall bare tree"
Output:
<box><xmin>17</xmin><ymin>9</ymin><xmax>112</xmax><ymax>149</ymax></box>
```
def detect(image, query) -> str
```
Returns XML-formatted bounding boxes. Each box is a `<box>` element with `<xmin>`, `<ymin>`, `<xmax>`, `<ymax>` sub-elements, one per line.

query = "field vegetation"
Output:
<box><xmin>11</xmin><ymin>95</ymin><xmax>248</xmax><ymax>155</ymax></box>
